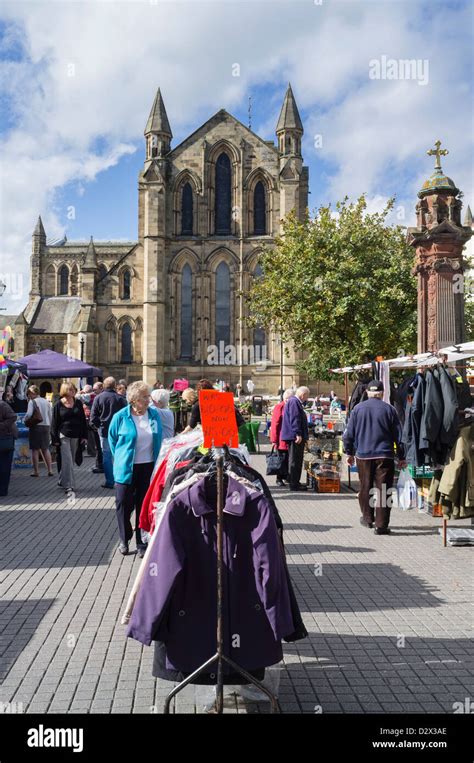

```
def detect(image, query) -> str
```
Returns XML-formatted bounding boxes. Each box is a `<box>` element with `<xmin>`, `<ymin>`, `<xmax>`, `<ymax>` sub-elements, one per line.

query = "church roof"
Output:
<box><xmin>28</xmin><ymin>297</ymin><xmax>82</xmax><ymax>335</ymax></box>
<box><xmin>419</xmin><ymin>168</ymin><xmax>459</xmax><ymax>197</ymax></box>
<box><xmin>145</xmin><ymin>88</ymin><xmax>172</xmax><ymax>137</ymax></box>
<box><xmin>169</xmin><ymin>109</ymin><xmax>278</xmax><ymax>158</ymax></box>
<box><xmin>276</xmin><ymin>83</ymin><xmax>303</xmax><ymax>133</ymax></box>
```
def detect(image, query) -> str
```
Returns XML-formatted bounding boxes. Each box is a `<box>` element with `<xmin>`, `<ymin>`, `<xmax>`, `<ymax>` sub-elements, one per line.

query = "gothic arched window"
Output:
<box><xmin>121</xmin><ymin>322</ymin><xmax>132</xmax><ymax>363</ymax></box>
<box><xmin>253</xmin><ymin>181</ymin><xmax>266</xmax><ymax>235</ymax></box>
<box><xmin>253</xmin><ymin>264</ymin><xmax>266</xmax><ymax>354</ymax></box>
<box><xmin>215</xmin><ymin>261</ymin><xmax>230</xmax><ymax>347</ymax></box>
<box><xmin>58</xmin><ymin>265</ymin><xmax>69</xmax><ymax>296</ymax></box>
<box><xmin>121</xmin><ymin>269</ymin><xmax>131</xmax><ymax>300</ymax></box>
<box><xmin>180</xmin><ymin>264</ymin><xmax>192</xmax><ymax>358</ymax></box>
<box><xmin>215</xmin><ymin>153</ymin><xmax>231</xmax><ymax>235</ymax></box>
<box><xmin>181</xmin><ymin>183</ymin><xmax>193</xmax><ymax>235</ymax></box>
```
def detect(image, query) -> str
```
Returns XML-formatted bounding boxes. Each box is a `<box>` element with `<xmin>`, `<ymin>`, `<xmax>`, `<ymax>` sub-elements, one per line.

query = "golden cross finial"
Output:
<box><xmin>427</xmin><ymin>140</ymin><xmax>448</xmax><ymax>170</ymax></box>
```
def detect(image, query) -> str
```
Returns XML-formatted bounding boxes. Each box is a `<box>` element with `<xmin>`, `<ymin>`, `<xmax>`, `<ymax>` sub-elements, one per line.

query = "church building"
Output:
<box><xmin>15</xmin><ymin>84</ymin><xmax>309</xmax><ymax>391</ymax></box>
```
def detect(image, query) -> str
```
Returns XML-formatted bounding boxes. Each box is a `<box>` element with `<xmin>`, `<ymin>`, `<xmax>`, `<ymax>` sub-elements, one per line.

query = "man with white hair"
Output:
<box><xmin>343</xmin><ymin>380</ymin><xmax>406</xmax><ymax>535</ymax></box>
<box><xmin>150</xmin><ymin>388</ymin><xmax>175</xmax><ymax>440</ymax></box>
<box><xmin>280</xmin><ymin>385</ymin><xmax>310</xmax><ymax>491</ymax></box>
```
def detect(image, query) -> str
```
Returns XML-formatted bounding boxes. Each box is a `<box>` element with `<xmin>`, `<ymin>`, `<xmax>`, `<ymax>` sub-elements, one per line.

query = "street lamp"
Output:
<box><xmin>80</xmin><ymin>336</ymin><xmax>85</xmax><ymax>361</ymax></box>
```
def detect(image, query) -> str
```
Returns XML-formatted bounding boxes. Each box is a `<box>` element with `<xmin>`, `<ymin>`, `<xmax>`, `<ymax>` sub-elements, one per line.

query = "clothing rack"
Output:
<box><xmin>164</xmin><ymin>445</ymin><xmax>279</xmax><ymax>713</ymax></box>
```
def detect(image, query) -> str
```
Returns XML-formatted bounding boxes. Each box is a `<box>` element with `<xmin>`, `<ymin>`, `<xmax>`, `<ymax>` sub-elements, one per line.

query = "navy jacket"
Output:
<box><xmin>280</xmin><ymin>396</ymin><xmax>309</xmax><ymax>442</ymax></box>
<box><xmin>90</xmin><ymin>389</ymin><xmax>126</xmax><ymax>436</ymax></box>
<box><xmin>127</xmin><ymin>475</ymin><xmax>294</xmax><ymax>673</ymax></box>
<box><xmin>343</xmin><ymin>397</ymin><xmax>405</xmax><ymax>460</ymax></box>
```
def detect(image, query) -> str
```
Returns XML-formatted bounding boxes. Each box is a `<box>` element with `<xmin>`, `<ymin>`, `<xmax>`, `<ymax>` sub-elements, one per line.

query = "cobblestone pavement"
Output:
<box><xmin>0</xmin><ymin>449</ymin><xmax>472</xmax><ymax>714</ymax></box>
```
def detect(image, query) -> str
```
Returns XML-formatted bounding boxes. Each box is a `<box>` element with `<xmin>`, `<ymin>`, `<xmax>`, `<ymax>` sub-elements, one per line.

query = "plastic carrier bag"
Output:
<box><xmin>397</xmin><ymin>468</ymin><xmax>418</xmax><ymax>510</ymax></box>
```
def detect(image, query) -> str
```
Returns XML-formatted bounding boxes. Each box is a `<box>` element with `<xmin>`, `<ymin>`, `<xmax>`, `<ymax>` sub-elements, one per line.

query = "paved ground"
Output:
<box><xmin>0</xmin><ymin>446</ymin><xmax>472</xmax><ymax>714</ymax></box>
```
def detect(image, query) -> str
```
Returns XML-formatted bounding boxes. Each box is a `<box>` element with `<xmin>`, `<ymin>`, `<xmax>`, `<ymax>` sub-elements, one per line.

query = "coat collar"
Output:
<box><xmin>188</xmin><ymin>475</ymin><xmax>259</xmax><ymax>518</ymax></box>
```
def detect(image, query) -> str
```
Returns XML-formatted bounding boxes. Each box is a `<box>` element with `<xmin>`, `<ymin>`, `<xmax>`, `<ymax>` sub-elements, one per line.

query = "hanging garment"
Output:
<box><xmin>419</xmin><ymin>368</ymin><xmax>447</xmax><ymax>464</ymax></box>
<box><xmin>402</xmin><ymin>373</ymin><xmax>430</xmax><ymax>467</ymax></box>
<box><xmin>380</xmin><ymin>361</ymin><xmax>391</xmax><ymax>404</ymax></box>
<box><xmin>127</xmin><ymin>475</ymin><xmax>295</xmax><ymax>674</ymax></box>
<box><xmin>393</xmin><ymin>374</ymin><xmax>416</xmax><ymax>427</ymax></box>
<box><xmin>438</xmin><ymin>365</ymin><xmax>459</xmax><ymax>448</ymax></box>
<box><xmin>437</xmin><ymin>424</ymin><xmax>474</xmax><ymax>519</ymax></box>
<box><xmin>348</xmin><ymin>374</ymin><xmax>372</xmax><ymax>418</ymax></box>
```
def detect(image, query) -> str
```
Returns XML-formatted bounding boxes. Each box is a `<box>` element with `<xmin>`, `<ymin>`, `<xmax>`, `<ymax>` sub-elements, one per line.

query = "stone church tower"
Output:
<box><xmin>16</xmin><ymin>84</ymin><xmax>309</xmax><ymax>392</ymax></box>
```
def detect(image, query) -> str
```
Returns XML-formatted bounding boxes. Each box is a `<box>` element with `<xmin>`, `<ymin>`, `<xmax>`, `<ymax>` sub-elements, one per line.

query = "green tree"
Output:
<box><xmin>247</xmin><ymin>196</ymin><xmax>418</xmax><ymax>380</ymax></box>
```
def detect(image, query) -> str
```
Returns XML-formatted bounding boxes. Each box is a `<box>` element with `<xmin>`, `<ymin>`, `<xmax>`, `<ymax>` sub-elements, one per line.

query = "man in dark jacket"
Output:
<box><xmin>280</xmin><ymin>386</ymin><xmax>310</xmax><ymax>491</ymax></box>
<box><xmin>90</xmin><ymin>377</ymin><xmax>126</xmax><ymax>488</ymax></box>
<box><xmin>343</xmin><ymin>380</ymin><xmax>406</xmax><ymax>534</ymax></box>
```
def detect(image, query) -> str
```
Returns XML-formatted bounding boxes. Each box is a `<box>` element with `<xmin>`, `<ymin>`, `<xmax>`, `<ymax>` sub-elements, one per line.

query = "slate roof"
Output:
<box><xmin>28</xmin><ymin>297</ymin><xmax>82</xmax><ymax>334</ymax></box>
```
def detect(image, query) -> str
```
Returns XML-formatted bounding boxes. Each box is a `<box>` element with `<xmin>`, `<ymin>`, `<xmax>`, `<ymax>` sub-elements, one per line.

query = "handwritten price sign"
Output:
<box><xmin>199</xmin><ymin>390</ymin><xmax>239</xmax><ymax>448</ymax></box>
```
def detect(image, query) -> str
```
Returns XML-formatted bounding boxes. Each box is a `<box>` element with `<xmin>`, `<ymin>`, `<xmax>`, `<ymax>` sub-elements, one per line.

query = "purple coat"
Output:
<box><xmin>127</xmin><ymin>476</ymin><xmax>294</xmax><ymax>673</ymax></box>
<box><xmin>280</xmin><ymin>396</ymin><xmax>309</xmax><ymax>442</ymax></box>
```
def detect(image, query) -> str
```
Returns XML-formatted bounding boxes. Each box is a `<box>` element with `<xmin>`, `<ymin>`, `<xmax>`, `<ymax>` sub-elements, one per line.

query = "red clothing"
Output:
<box><xmin>139</xmin><ymin>457</ymin><xmax>192</xmax><ymax>534</ymax></box>
<box><xmin>270</xmin><ymin>400</ymin><xmax>288</xmax><ymax>451</ymax></box>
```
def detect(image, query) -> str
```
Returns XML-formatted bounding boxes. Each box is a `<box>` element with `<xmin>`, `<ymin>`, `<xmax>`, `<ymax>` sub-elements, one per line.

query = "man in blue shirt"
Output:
<box><xmin>343</xmin><ymin>380</ymin><xmax>406</xmax><ymax>534</ymax></box>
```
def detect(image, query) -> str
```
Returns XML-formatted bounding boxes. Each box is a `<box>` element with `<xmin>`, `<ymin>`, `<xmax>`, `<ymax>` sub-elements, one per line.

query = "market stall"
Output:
<box><xmin>330</xmin><ymin>343</ymin><xmax>474</xmax><ymax>546</ymax></box>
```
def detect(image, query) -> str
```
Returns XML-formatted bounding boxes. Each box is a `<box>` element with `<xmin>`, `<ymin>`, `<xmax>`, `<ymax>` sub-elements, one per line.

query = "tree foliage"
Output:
<box><xmin>247</xmin><ymin>196</ymin><xmax>418</xmax><ymax>380</ymax></box>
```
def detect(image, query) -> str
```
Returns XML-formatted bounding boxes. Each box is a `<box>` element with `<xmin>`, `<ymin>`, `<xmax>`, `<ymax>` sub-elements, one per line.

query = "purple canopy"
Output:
<box><xmin>16</xmin><ymin>349</ymin><xmax>102</xmax><ymax>378</ymax></box>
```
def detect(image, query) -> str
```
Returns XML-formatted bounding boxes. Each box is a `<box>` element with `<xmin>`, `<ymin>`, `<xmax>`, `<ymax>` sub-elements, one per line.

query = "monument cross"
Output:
<box><xmin>426</xmin><ymin>140</ymin><xmax>448</xmax><ymax>170</ymax></box>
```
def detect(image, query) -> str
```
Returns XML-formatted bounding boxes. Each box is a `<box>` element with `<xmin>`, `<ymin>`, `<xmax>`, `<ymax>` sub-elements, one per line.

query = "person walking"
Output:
<box><xmin>280</xmin><ymin>386</ymin><xmax>310</xmax><ymax>491</ymax></box>
<box><xmin>77</xmin><ymin>384</ymin><xmax>96</xmax><ymax>459</ymax></box>
<box><xmin>51</xmin><ymin>383</ymin><xmax>88</xmax><ymax>495</ymax></box>
<box><xmin>117</xmin><ymin>380</ymin><xmax>128</xmax><ymax>398</ymax></box>
<box><xmin>150</xmin><ymin>388</ymin><xmax>175</xmax><ymax>440</ymax></box>
<box><xmin>25</xmin><ymin>385</ymin><xmax>53</xmax><ymax>477</ymax></box>
<box><xmin>343</xmin><ymin>380</ymin><xmax>406</xmax><ymax>535</ymax></box>
<box><xmin>0</xmin><ymin>399</ymin><xmax>18</xmax><ymax>496</ymax></box>
<box><xmin>90</xmin><ymin>381</ymin><xmax>104</xmax><ymax>474</ymax></box>
<box><xmin>90</xmin><ymin>377</ymin><xmax>127</xmax><ymax>489</ymax></box>
<box><xmin>108</xmin><ymin>381</ymin><xmax>163</xmax><ymax>557</ymax></box>
<box><xmin>270</xmin><ymin>389</ymin><xmax>295</xmax><ymax>487</ymax></box>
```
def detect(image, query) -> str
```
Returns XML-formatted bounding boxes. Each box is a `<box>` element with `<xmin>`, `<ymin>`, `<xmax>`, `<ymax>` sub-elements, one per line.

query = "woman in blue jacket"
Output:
<box><xmin>108</xmin><ymin>381</ymin><xmax>162</xmax><ymax>557</ymax></box>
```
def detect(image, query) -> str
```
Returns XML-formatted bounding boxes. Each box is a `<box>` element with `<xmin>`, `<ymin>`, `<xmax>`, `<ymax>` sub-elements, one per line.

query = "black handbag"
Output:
<box><xmin>75</xmin><ymin>441</ymin><xmax>85</xmax><ymax>467</ymax></box>
<box><xmin>265</xmin><ymin>446</ymin><xmax>285</xmax><ymax>476</ymax></box>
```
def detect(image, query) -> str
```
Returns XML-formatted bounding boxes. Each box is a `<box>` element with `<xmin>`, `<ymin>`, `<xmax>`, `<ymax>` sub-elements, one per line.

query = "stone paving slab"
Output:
<box><xmin>0</xmin><ymin>450</ymin><xmax>472</xmax><ymax>714</ymax></box>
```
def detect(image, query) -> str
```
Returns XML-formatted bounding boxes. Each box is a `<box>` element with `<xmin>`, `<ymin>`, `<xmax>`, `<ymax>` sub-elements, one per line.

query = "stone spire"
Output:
<box><xmin>276</xmin><ymin>83</ymin><xmax>303</xmax><ymax>134</ymax></box>
<box><xmin>33</xmin><ymin>216</ymin><xmax>46</xmax><ymax>239</ymax></box>
<box><xmin>144</xmin><ymin>88</ymin><xmax>172</xmax><ymax>158</ymax></box>
<box><xmin>83</xmin><ymin>236</ymin><xmax>97</xmax><ymax>270</ymax></box>
<box><xmin>463</xmin><ymin>204</ymin><xmax>473</xmax><ymax>226</ymax></box>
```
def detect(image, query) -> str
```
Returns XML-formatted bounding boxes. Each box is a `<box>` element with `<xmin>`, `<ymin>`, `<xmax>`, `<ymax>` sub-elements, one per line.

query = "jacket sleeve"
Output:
<box><xmin>51</xmin><ymin>402</ymin><xmax>60</xmax><ymax>444</ymax></box>
<box><xmin>391</xmin><ymin>407</ymin><xmax>405</xmax><ymax>460</ymax></box>
<box><xmin>107</xmin><ymin>411</ymin><xmax>119</xmax><ymax>457</ymax></box>
<box><xmin>24</xmin><ymin>399</ymin><xmax>34</xmax><ymax>422</ymax></box>
<box><xmin>270</xmin><ymin>405</ymin><xmax>281</xmax><ymax>444</ymax></box>
<box><xmin>77</xmin><ymin>401</ymin><xmax>88</xmax><ymax>440</ymax></box>
<box><xmin>90</xmin><ymin>396</ymin><xmax>101</xmax><ymax>431</ymax></box>
<box><xmin>127</xmin><ymin>504</ymin><xmax>186</xmax><ymax>646</ymax></box>
<box><xmin>252</xmin><ymin>497</ymin><xmax>294</xmax><ymax>640</ymax></box>
<box><xmin>342</xmin><ymin>410</ymin><xmax>356</xmax><ymax>455</ymax></box>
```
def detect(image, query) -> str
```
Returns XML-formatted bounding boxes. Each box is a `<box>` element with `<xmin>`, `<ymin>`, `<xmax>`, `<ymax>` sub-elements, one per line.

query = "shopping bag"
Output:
<box><xmin>265</xmin><ymin>446</ymin><xmax>285</xmax><ymax>475</ymax></box>
<box><xmin>397</xmin><ymin>468</ymin><xmax>418</xmax><ymax>510</ymax></box>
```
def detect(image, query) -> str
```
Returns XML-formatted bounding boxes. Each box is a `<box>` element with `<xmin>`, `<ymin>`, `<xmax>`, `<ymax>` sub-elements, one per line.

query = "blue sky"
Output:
<box><xmin>0</xmin><ymin>0</ymin><xmax>473</xmax><ymax>309</ymax></box>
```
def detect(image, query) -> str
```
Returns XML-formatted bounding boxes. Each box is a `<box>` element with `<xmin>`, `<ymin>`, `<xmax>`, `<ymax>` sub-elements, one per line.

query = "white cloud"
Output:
<box><xmin>0</xmin><ymin>0</ymin><xmax>472</xmax><ymax>311</ymax></box>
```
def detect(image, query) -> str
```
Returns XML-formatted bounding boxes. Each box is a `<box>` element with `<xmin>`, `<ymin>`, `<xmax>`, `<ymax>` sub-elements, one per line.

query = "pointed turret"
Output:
<box><xmin>463</xmin><ymin>204</ymin><xmax>473</xmax><ymax>227</ymax></box>
<box><xmin>144</xmin><ymin>88</ymin><xmax>172</xmax><ymax>158</ymax></box>
<box><xmin>33</xmin><ymin>216</ymin><xmax>46</xmax><ymax>240</ymax></box>
<box><xmin>83</xmin><ymin>236</ymin><xmax>97</xmax><ymax>270</ymax></box>
<box><xmin>276</xmin><ymin>83</ymin><xmax>303</xmax><ymax>134</ymax></box>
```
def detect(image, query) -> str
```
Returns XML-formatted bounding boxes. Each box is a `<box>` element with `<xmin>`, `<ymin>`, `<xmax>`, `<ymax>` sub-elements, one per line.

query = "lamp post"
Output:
<box><xmin>0</xmin><ymin>279</ymin><xmax>6</xmax><ymax>311</ymax></box>
<box><xmin>280</xmin><ymin>337</ymin><xmax>284</xmax><ymax>400</ymax></box>
<box><xmin>80</xmin><ymin>336</ymin><xmax>85</xmax><ymax>362</ymax></box>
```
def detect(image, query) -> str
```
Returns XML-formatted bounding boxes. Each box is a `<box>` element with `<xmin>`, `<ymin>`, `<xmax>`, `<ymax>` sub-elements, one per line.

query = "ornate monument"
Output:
<box><xmin>407</xmin><ymin>141</ymin><xmax>472</xmax><ymax>352</ymax></box>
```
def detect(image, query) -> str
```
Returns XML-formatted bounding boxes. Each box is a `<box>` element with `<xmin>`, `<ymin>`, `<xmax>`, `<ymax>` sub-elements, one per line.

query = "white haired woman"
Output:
<box><xmin>150</xmin><ymin>388</ymin><xmax>175</xmax><ymax>440</ymax></box>
<box><xmin>108</xmin><ymin>381</ymin><xmax>163</xmax><ymax>557</ymax></box>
